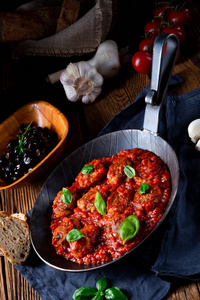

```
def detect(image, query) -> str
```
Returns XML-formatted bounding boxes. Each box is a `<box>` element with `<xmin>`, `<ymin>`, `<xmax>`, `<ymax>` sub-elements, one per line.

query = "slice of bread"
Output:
<box><xmin>0</xmin><ymin>211</ymin><xmax>31</xmax><ymax>265</ymax></box>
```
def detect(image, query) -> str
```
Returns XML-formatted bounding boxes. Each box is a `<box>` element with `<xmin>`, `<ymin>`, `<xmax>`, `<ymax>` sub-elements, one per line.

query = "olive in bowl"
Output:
<box><xmin>0</xmin><ymin>101</ymin><xmax>69</xmax><ymax>189</ymax></box>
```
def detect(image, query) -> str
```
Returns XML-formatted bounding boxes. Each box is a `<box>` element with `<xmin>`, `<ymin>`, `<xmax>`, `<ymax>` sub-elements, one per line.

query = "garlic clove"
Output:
<box><xmin>60</xmin><ymin>63</ymin><xmax>80</xmax><ymax>84</ymax></box>
<box><xmin>82</xmin><ymin>87</ymin><xmax>102</xmax><ymax>104</ymax></box>
<box><xmin>62</xmin><ymin>84</ymin><xmax>81</xmax><ymax>102</ymax></box>
<box><xmin>188</xmin><ymin>118</ymin><xmax>200</xmax><ymax>143</ymax></box>
<box><xmin>87</xmin><ymin>68</ymin><xmax>104</xmax><ymax>87</ymax></box>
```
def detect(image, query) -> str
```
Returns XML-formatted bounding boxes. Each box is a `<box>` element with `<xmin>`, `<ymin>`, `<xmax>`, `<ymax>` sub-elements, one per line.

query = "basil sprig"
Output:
<box><xmin>66</xmin><ymin>229</ymin><xmax>85</xmax><ymax>242</ymax></box>
<box><xmin>139</xmin><ymin>183</ymin><xmax>149</xmax><ymax>195</ymax></box>
<box><xmin>81</xmin><ymin>164</ymin><xmax>94</xmax><ymax>175</ymax></box>
<box><xmin>94</xmin><ymin>192</ymin><xmax>107</xmax><ymax>215</ymax></box>
<box><xmin>61</xmin><ymin>187</ymin><xmax>72</xmax><ymax>205</ymax></box>
<box><xmin>124</xmin><ymin>165</ymin><xmax>136</xmax><ymax>178</ymax></box>
<box><xmin>119</xmin><ymin>215</ymin><xmax>140</xmax><ymax>245</ymax></box>
<box><xmin>15</xmin><ymin>123</ymin><xmax>32</xmax><ymax>155</ymax></box>
<box><xmin>73</xmin><ymin>277</ymin><xmax>128</xmax><ymax>300</ymax></box>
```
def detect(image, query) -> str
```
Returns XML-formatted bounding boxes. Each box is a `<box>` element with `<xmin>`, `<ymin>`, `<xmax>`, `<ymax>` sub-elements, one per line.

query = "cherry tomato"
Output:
<box><xmin>132</xmin><ymin>51</ymin><xmax>152</xmax><ymax>74</ymax></box>
<box><xmin>162</xmin><ymin>25</ymin><xmax>186</xmax><ymax>46</ymax></box>
<box><xmin>139</xmin><ymin>38</ymin><xmax>155</xmax><ymax>53</ymax></box>
<box><xmin>167</xmin><ymin>7</ymin><xmax>192</xmax><ymax>28</ymax></box>
<box><xmin>153</xmin><ymin>4</ymin><xmax>172</xmax><ymax>20</ymax></box>
<box><xmin>144</xmin><ymin>20</ymin><xmax>163</xmax><ymax>38</ymax></box>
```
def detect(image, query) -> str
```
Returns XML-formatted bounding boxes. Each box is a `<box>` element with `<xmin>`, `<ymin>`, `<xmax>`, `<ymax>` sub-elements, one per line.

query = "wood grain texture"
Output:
<box><xmin>0</xmin><ymin>0</ymin><xmax>200</xmax><ymax>299</ymax></box>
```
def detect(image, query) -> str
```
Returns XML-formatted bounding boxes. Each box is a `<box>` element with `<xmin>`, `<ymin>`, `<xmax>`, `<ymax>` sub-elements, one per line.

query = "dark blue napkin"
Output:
<box><xmin>16</xmin><ymin>75</ymin><xmax>200</xmax><ymax>299</ymax></box>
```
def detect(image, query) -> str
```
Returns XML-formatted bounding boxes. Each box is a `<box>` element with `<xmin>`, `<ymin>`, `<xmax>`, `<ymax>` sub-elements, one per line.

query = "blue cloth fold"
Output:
<box><xmin>16</xmin><ymin>75</ymin><xmax>200</xmax><ymax>299</ymax></box>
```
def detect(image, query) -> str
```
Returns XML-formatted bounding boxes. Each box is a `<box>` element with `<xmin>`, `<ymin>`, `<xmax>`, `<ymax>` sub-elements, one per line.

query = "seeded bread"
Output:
<box><xmin>0</xmin><ymin>211</ymin><xmax>31</xmax><ymax>265</ymax></box>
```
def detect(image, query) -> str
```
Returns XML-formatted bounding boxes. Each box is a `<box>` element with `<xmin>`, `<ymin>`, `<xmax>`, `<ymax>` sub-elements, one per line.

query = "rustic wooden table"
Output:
<box><xmin>0</xmin><ymin>0</ymin><xmax>200</xmax><ymax>299</ymax></box>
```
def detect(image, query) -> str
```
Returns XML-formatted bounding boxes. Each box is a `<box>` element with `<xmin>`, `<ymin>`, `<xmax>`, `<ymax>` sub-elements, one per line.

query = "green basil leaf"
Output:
<box><xmin>96</xmin><ymin>277</ymin><xmax>107</xmax><ymax>292</ymax></box>
<box><xmin>67</xmin><ymin>229</ymin><xmax>85</xmax><ymax>242</ymax></box>
<box><xmin>124</xmin><ymin>165</ymin><xmax>135</xmax><ymax>178</ymax></box>
<box><xmin>91</xmin><ymin>291</ymin><xmax>104</xmax><ymax>300</ymax></box>
<box><xmin>61</xmin><ymin>187</ymin><xmax>72</xmax><ymax>205</ymax></box>
<box><xmin>119</xmin><ymin>215</ymin><xmax>140</xmax><ymax>245</ymax></box>
<box><xmin>139</xmin><ymin>182</ymin><xmax>149</xmax><ymax>195</ymax></box>
<box><xmin>53</xmin><ymin>235</ymin><xmax>60</xmax><ymax>239</ymax></box>
<box><xmin>105</xmin><ymin>287</ymin><xmax>128</xmax><ymax>300</ymax></box>
<box><xmin>94</xmin><ymin>192</ymin><xmax>107</xmax><ymax>215</ymax></box>
<box><xmin>73</xmin><ymin>287</ymin><xmax>97</xmax><ymax>300</ymax></box>
<box><xmin>81</xmin><ymin>164</ymin><xmax>94</xmax><ymax>175</ymax></box>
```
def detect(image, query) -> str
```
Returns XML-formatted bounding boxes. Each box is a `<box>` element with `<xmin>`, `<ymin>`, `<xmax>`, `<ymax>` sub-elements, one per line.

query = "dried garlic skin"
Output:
<box><xmin>60</xmin><ymin>62</ymin><xmax>103</xmax><ymax>104</ymax></box>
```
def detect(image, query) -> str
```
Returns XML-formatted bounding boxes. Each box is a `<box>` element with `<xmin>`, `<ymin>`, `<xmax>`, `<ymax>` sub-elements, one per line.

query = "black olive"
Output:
<box><xmin>23</xmin><ymin>153</ymin><xmax>33</xmax><ymax>166</ymax></box>
<box><xmin>7</xmin><ymin>139</ymin><xmax>18</xmax><ymax>150</ymax></box>
<box><xmin>11</xmin><ymin>174</ymin><xmax>19</xmax><ymax>182</ymax></box>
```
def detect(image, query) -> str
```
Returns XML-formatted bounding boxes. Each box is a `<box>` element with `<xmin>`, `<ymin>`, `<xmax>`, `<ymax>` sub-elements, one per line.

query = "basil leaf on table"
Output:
<box><xmin>139</xmin><ymin>182</ymin><xmax>149</xmax><ymax>195</ymax></box>
<box><xmin>124</xmin><ymin>165</ymin><xmax>136</xmax><ymax>178</ymax></box>
<box><xmin>66</xmin><ymin>229</ymin><xmax>85</xmax><ymax>242</ymax></box>
<box><xmin>91</xmin><ymin>292</ymin><xmax>104</xmax><ymax>300</ymax></box>
<box><xmin>73</xmin><ymin>287</ymin><xmax>97</xmax><ymax>300</ymax></box>
<box><xmin>81</xmin><ymin>164</ymin><xmax>94</xmax><ymax>174</ymax></box>
<box><xmin>94</xmin><ymin>192</ymin><xmax>107</xmax><ymax>215</ymax></box>
<box><xmin>61</xmin><ymin>187</ymin><xmax>72</xmax><ymax>204</ymax></box>
<box><xmin>96</xmin><ymin>277</ymin><xmax>107</xmax><ymax>292</ymax></box>
<box><xmin>119</xmin><ymin>215</ymin><xmax>140</xmax><ymax>244</ymax></box>
<box><xmin>105</xmin><ymin>287</ymin><xmax>128</xmax><ymax>300</ymax></box>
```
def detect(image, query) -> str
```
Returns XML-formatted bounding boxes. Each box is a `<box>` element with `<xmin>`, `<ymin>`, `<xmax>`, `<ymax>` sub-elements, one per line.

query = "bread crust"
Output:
<box><xmin>0</xmin><ymin>211</ymin><xmax>31</xmax><ymax>265</ymax></box>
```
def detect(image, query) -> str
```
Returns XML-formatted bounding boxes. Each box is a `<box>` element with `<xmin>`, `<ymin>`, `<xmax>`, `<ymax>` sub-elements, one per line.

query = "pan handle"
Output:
<box><xmin>143</xmin><ymin>33</ymin><xmax>179</xmax><ymax>135</ymax></box>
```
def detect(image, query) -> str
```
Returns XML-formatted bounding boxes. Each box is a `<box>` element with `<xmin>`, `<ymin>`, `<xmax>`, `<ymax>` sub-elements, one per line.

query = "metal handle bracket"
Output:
<box><xmin>143</xmin><ymin>33</ymin><xmax>179</xmax><ymax>134</ymax></box>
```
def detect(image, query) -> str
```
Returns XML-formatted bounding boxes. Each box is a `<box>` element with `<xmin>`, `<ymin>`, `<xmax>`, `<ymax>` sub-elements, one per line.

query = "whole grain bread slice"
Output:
<box><xmin>0</xmin><ymin>211</ymin><xmax>31</xmax><ymax>265</ymax></box>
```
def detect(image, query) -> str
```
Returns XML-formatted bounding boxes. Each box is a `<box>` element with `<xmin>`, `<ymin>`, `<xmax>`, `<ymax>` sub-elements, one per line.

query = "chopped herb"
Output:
<box><xmin>53</xmin><ymin>235</ymin><xmax>60</xmax><ymax>239</ymax></box>
<box><xmin>94</xmin><ymin>192</ymin><xmax>107</xmax><ymax>215</ymax></box>
<box><xmin>124</xmin><ymin>165</ymin><xmax>136</xmax><ymax>178</ymax></box>
<box><xmin>61</xmin><ymin>187</ymin><xmax>72</xmax><ymax>205</ymax></box>
<box><xmin>67</xmin><ymin>229</ymin><xmax>85</xmax><ymax>242</ymax></box>
<box><xmin>139</xmin><ymin>183</ymin><xmax>149</xmax><ymax>195</ymax></box>
<box><xmin>81</xmin><ymin>164</ymin><xmax>94</xmax><ymax>175</ymax></box>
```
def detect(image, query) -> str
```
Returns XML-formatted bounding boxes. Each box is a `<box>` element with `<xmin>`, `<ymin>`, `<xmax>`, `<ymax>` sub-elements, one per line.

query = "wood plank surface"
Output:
<box><xmin>0</xmin><ymin>0</ymin><xmax>200</xmax><ymax>299</ymax></box>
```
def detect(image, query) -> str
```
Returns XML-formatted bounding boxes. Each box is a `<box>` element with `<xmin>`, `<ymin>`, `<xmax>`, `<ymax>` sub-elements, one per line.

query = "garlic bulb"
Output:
<box><xmin>188</xmin><ymin>118</ymin><xmax>200</xmax><ymax>150</ymax></box>
<box><xmin>87</xmin><ymin>40</ymin><xmax>120</xmax><ymax>79</ymax></box>
<box><xmin>60</xmin><ymin>61</ymin><xmax>103</xmax><ymax>104</ymax></box>
<box><xmin>46</xmin><ymin>40</ymin><xmax>131</xmax><ymax>84</ymax></box>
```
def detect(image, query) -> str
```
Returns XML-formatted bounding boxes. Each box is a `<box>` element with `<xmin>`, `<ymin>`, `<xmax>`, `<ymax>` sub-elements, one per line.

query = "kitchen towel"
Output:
<box><xmin>16</xmin><ymin>75</ymin><xmax>200</xmax><ymax>299</ymax></box>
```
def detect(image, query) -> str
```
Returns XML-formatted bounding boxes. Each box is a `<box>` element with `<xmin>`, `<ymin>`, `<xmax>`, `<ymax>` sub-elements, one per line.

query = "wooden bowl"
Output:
<box><xmin>0</xmin><ymin>101</ymin><xmax>69</xmax><ymax>190</ymax></box>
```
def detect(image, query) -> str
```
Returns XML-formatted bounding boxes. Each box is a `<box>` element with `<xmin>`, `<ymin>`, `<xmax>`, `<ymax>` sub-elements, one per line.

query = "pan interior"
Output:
<box><xmin>30</xmin><ymin>129</ymin><xmax>179</xmax><ymax>272</ymax></box>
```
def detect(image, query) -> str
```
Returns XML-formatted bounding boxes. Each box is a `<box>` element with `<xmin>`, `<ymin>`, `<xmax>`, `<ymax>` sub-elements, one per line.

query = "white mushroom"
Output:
<box><xmin>188</xmin><ymin>118</ymin><xmax>200</xmax><ymax>150</ymax></box>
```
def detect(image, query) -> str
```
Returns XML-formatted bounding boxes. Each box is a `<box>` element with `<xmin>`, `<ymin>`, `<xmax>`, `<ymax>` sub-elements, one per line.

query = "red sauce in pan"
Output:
<box><xmin>50</xmin><ymin>148</ymin><xmax>171</xmax><ymax>265</ymax></box>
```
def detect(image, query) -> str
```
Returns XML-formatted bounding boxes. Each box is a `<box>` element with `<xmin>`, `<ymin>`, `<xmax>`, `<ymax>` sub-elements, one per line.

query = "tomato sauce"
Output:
<box><xmin>50</xmin><ymin>148</ymin><xmax>171</xmax><ymax>265</ymax></box>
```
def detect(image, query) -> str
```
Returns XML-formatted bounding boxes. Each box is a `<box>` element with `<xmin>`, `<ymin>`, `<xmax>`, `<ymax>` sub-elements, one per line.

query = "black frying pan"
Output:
<box><xmin>30</xmin><ymin>33</ymin><xmax>180</xmax><ymax>272</ymax></box>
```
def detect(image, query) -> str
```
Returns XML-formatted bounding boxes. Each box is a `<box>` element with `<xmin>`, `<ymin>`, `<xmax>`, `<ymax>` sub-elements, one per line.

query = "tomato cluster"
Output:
<box><xmin>132</xmin><ymin>1</ymin><xmax>192</xmax><ymax>74</ymax></box>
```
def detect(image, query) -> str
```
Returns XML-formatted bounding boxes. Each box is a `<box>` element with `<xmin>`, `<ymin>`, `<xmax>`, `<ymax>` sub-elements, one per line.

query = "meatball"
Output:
<box><xmin>133</xmin><ymin>184</ymin><xmax>162</xmax><ymax>212</ymax></box>
<box><xmin>69</xmin><ymin>225</ymin><xmax>100</xmax><ymax>258</ymax></box>
<box><xmin>107</xmin><ymin>184</ymin><xmax>134</xmax><ymax>214</ymax></box>
<box><xmin>107</xmin><ymin>157</ymin><xmax>133</xmax><ymax>185</ymax></box>
<box><xmin>75</xmin><ymin>158</ymin><xmax>108</xmax><ymax>189</ymax></box>
<box><xmin>52</xmin><ymin>183</ymin><xmax>78</xmax><ymax>219</ymax></box>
